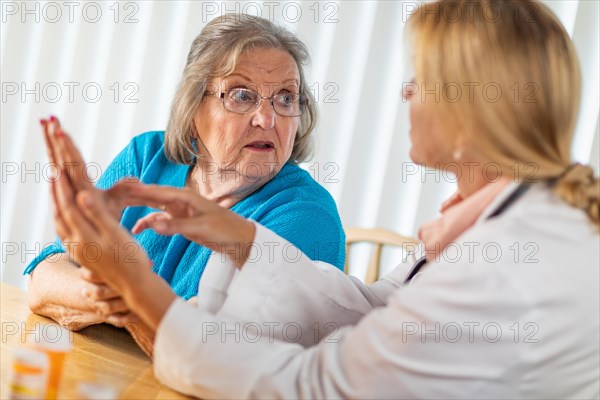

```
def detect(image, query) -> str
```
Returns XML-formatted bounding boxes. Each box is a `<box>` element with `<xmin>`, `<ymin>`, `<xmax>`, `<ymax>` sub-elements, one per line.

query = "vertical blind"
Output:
<box><xmin>2</xmin><ymin>0</ymin><xmax>599</xmax><ymax>288</ymax></box>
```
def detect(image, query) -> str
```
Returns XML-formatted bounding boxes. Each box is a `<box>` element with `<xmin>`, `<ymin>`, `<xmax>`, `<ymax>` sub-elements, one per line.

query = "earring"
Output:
<box><xmin>453</xmin><ymin>148</ymin><xmax>463</xmax><ymax>161</ymax></box>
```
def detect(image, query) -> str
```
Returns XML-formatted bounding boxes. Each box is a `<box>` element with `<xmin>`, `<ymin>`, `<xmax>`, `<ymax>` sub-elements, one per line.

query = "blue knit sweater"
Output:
<box><xmin>24</xmin><ymin>131</ymin><xmax>346</xmax><ymax>298</ymax></box>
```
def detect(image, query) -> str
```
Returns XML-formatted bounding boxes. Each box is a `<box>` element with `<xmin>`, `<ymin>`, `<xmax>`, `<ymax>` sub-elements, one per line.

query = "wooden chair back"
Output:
<box><xmin>344</xmin><ymin>227</ymin><xmax>420</xmax><ymax>284</ymax></box>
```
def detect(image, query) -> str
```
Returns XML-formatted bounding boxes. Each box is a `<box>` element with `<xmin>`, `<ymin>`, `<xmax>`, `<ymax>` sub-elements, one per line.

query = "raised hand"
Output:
<box><xmin>41</xmin><ymin>116</ymin><xmax>139</xmax><ymax>222</ymax></box>
<box><xmin>40</xmin><ymin>117</ymin><xmax>146</xmax><ymax>322</ymax></box>
<box><xmin>126</xmin><ymin>184</ymin><xmax>256</xmax><ymax>267</ymax></box>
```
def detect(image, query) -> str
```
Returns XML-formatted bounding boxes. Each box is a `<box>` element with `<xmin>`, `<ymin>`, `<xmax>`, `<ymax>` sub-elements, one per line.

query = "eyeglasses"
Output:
<box><xmin>206</xmin><ymin>88</ymin><xmax>307</xmax><ymax>117</ymax></box>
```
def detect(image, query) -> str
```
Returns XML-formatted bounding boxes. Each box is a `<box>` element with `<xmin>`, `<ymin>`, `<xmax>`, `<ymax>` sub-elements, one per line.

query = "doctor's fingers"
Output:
<box><xmin>140</xmin><ymin>215</ymin><xmax>206</xmax><ymax>240</ymax></box>
<box><xmin>145</xmin><ymin>215</ymin><xmax>239</xmax><ymax>250</ymax></box>
<box><xmin>104</xmin><ymin>178</ymin><xmax>141</xmax><ymax>218</ymax></box>
<box><xmin>124</xmin><ymin>184</ymin><xmax>215</xmax><ymax>217</ymax></box>
<box><xmin>131</xmin><ymin>212</ymin><xmax>171</xmax><ymax>235</ymax></box>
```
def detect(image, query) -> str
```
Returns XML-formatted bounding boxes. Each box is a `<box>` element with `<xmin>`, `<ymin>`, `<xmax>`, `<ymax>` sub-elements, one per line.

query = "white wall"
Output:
<box><xmin>2</xmin><ymin>0</ymin><xmax>599</xmax><ymax>288</ymax></box>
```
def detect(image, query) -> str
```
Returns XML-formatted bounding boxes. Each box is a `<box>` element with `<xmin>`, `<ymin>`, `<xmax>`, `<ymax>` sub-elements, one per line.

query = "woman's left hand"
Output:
<box><xmin>41</xmin><ymin>117</ymin><xmax>140</xmax><ymax>223</ymax></box>
<box><xmin>42</xmin><ymin>119</ymin><xmax>177</xmax><ymax>333</ymax></box>
<box><xmin>44</xmin><ymin>120</ymin><xmax>152</xmax><ymax>290</ymax></box>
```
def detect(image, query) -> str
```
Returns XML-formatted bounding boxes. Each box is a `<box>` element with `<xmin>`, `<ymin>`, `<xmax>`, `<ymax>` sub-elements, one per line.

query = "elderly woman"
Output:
<box><xmin>26</xmin><ymin>15</ymin><xmax>345</xmax><ymax>340</ymax></box>
<box><xmin>42</xmin><ymin>0</ymin><xmax>599</xmax><ymax>398</ymax></box>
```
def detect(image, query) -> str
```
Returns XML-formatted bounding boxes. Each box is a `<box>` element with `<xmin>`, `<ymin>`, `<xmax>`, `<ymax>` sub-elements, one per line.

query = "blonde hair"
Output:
<box><xmin>407</xmin><ymin>0</ymin><xmax>599</xmax><ymax>228</ymax></box>
<box><xmin>165</xmin><ymin>14</ymin><xmax>316</xmax><ymax>165</ymax></box>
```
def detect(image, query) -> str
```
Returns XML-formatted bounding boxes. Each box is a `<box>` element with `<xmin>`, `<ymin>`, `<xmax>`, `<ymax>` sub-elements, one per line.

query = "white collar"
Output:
<box><xmin>475</xmin><ymin>181</ymin><xmax>523</xmax><ymax>225</ymax></box>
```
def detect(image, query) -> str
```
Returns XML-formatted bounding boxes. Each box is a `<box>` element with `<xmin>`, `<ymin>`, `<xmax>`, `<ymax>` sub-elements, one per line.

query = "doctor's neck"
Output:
<box><xmin>455</xmin><ymin>163</ymin><xmax>493</xmax><ymax>198</ymax></box>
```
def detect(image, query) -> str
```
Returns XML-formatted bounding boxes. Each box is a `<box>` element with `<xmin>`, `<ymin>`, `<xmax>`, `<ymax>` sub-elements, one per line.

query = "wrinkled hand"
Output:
<box><xmin>40</xmin><ymin>118</ymin><xmax>175</xmax><ymax>336</ymax></box>
<box><xmin>40</xmin><ymin>116</ymin><xmax>138</xmax><ymax>323</ymax></box>
<box><xmin>41</xmin><ymin>118</ymin><xmax>152</xmax><ymax>289</ymax></box>
<box><xmin>79</xmin><ymin>267</ymin><xmax>131</xmax><ymax>327</ymax></box>
<box><xmin>127</xmin><ymin>185</ymin><xmax>256</xmax><ymax>267</ymax></box>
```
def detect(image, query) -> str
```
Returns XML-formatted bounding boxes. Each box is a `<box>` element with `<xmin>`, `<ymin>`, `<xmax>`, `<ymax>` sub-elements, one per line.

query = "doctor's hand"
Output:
<box><xmin>127</xmin><ymin>185</ymin><xmax>256</xmax><ymax>268</ymax></box>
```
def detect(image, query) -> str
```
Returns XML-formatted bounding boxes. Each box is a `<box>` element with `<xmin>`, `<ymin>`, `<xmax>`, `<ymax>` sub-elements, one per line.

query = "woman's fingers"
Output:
<box><xmin>45</xmin><ymin>118</ymin><xmax>85</xmax><ymax>241</ymax></box>
<box><xmin>46</xmin><ymin>118</ymin><xmax>68</xmax><ymax>184</ymax></box>
<box><xmin>82</xmin><ymin>282</ymin><xmax>120</xmax><ymax>301</ymax></box>
<box><xmin>50</xmin><ymin>167</ymin><xmax>100</xmax><ymax>267</ymax></box>
<box><xmin>54</xmin><ymin>124</ymin><xmax>93</xmax><ymax>193</ymax></box>
<box><xmin>56</xmin><ymin>179</ymin><xmax>99</xmax><ymax>241</ymax></box>
<box><xmin>79</xmin><ymin>266</ymin><xmax>107</xmax><ymax>284</ymax></box>
<box><xmin>106</xmin><ymin>312</ymin><xmax>135</xmax><ymax>328</ymax></box>
<box><xmin>50</xmin><ymin>173</ymin><xmax>75</xmax><ymax>240</ymax></box>
<box><xmin>81</xmin><ymin>282</ymin><xmax>129</xmax><ymax>316</ymax></box>
<box><xmin>131</xmin><ymin>212</ymin><xmax>171</xmax><ymax>234</ymax></box>
<box><xmin>40</xmin><ymin>119</ymin><xmax>58</xmax><ymax>169</ymax></box>
<box><xmin>90</xmin><ymin>297</ymin><xmax>129</xmax><ymax>317</ymax></box>
<box><xmin>50</xmin><ymin>172</ymin><xmax>70</xmax><ymax>240</ymax></box>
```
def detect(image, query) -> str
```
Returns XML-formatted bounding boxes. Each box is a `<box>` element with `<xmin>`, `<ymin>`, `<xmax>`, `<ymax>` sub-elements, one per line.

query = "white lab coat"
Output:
<box><xmin>153</xmin><ymin>182</ymin><xmax>600</xmax><ymax>399</ymax></box>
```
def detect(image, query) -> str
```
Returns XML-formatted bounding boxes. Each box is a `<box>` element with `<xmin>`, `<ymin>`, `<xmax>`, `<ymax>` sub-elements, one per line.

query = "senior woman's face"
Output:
<box><xmin>193</xmin><ymin>47</ymin><xmax>300</xmax><ymax>180</ymax></box>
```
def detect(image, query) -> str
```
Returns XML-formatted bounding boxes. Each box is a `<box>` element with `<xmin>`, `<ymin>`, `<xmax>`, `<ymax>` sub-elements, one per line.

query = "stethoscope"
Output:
<box><xmin>403</xmin><ymin>183</ymin><xmax>531</xmax><ymax>285</ymax></box>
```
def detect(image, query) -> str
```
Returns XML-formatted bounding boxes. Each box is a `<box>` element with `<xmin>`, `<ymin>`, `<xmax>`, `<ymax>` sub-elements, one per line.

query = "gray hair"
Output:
<box><xmin>164</xmin><ymin>13</ymin><xmax>317</xmax><ymax>165</ymax></box>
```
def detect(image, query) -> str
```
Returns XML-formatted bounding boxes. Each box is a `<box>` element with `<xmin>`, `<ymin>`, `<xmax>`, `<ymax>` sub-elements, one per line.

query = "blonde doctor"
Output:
<box><xmin>42</xmin><ymin>0</ymin><xmax>599</xmax><ymax>398</ymax></box>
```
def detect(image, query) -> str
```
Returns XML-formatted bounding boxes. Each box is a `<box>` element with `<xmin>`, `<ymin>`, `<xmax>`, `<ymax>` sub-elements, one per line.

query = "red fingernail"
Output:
<box><xmin>50</xmin><ymin>115</ymin><xmax>57</xmax><ymax>122</ymax></box>
<box><xmin>39</xmin><ymin>119</ymin><xmax>46</xmax><ymax>126</ymax></box>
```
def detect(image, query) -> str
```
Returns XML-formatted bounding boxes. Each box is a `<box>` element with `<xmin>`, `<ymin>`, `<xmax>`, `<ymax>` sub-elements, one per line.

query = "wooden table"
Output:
<box><xmin>1</xmin><ymin>283</ymin><xmax>191</xmax><ymax>399</ymax></box>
